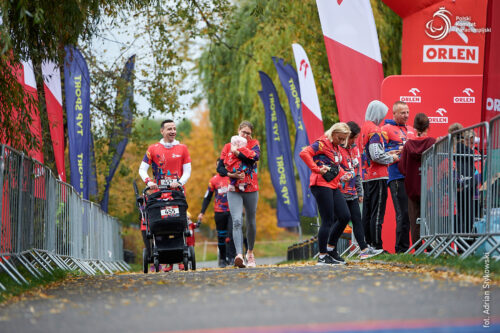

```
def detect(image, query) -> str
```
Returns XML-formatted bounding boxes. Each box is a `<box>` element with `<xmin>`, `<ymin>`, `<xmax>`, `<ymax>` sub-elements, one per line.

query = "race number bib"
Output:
<box><xmin>160</xmin><ymin>177</ymin><xmax>176</xmax><ymax>186</ymax></box>
<box><xmin>218</xmin><ymin>186</ymin><xmax>229</xmax><ymax>194</ymax></box>
<box><xmin>161</xmin><ymin>206</ymin><xmax>180</xmax><ymax>218</ymax></box>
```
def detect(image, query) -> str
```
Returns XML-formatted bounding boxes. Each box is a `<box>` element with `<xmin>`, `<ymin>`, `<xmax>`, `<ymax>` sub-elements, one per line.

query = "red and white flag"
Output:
<box><xmin>292</xmin><ymin>43</ymin><xmax>324</xmax><ymax>143</ymax></box>
<box><xmin>42</xmin><ymin>61</ymin><xmax>66</xmax><ymax>181</ymax></box>
<box><xmin>18</xmin><ymin>60</ymin><xmax>44</xmax><ymax>163</ymax></box>
<box><xmin>316</xmin><ymin>0</ymin><xmax>384</xmax><ymax>125</ymax></box>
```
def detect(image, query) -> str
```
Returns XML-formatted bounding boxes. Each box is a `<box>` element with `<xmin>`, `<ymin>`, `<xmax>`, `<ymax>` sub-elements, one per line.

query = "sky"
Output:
<box><xmin>89</xmin><ymin>11</ymin><xmax>207</xmax><ymax>124</ymax></box>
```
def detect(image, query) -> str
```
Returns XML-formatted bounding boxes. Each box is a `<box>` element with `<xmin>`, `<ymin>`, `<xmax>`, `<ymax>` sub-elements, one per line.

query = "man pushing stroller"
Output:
<box><xmin>138</xmin><ymin>119</ymin><xmax>192</xmax><ymax>271</ymax></box>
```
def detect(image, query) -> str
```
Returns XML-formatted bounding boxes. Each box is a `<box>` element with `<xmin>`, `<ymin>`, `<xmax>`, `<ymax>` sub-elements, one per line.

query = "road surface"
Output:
<box><xmin>0</xmin><ymin>261</ymin><xmax>497</xmax><ymax>332</ymax></box>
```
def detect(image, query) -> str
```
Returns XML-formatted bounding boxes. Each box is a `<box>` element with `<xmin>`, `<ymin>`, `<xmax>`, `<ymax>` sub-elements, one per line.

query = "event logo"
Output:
<box><xmin>423</xmin><ymin>7</ymin><xmax>488</xmax><ymax>64</ymax></box>
<box><xmin>423</xmin><ymin>45</ymin><xmax>478</xmax><ymax>63</ymax></box>
<box><xmin>454</xmin><ymin>88</ymin><xmax>475</xmax><ymax>103</ymax></box>
<box><xmin>429</xmin><ymin>108</ymin><xmax>449</xmax><ymax>123</ymax></box>
<box><xmin>486</xmin><ymin>97</ymin><xmax>500</xmax><ymax>112</ymax></box>
<box><xmin>425</xmin><ymin>7</ymin><xmax>489</xmax><ymax>43</ymax></box>
<box><xmin>400</xmin><ymin>88</ymin><xmax>421</xmax><ymax>103</ymax></box>
<box><xmin>299</xmin><ymin>59</ymin><xmax>309</xmax><ymax>79</ymax></box>
<box><xmin>425</xmin><ymin>7</ymin><xmax>453</xmax><ymax>41</ymax></box>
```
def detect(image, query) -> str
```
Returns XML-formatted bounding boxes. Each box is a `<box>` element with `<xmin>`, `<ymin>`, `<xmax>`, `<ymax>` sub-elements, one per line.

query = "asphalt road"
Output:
<box><xmin>0</xmin><ymin>261</ymin><xmax>497</xmax><ymax>333</ymax></box>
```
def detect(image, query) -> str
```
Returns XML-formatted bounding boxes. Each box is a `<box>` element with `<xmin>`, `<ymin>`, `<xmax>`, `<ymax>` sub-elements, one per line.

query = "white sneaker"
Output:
<box><xmin>234</xmin><ymin>254</ymin><xmax>246</xmax><ymax>268</ymax></box>
<box><xmin>246</xmin><ymin>252</ymin><xmax>256</xmax><ymax>267</ymax></box>
<box><xmin>359</xmin><ymin>247</ymin><xmax>384</xmax><ymax>260</ymax></box>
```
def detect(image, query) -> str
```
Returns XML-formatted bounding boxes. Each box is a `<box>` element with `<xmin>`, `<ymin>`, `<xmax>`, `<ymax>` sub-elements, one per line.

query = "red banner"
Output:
<box><xmin>481</xmin><ymin>0</ymin><xmax>500</xmax><ymax>122</ymax></box>
<box><xmin>383</xmin><ymin>0</ymin><xmax>489</xmax><ymax>75</ymax></box>
<box><xmin>381</xmin><ymin>75</ymin><xmax>483</xmax><ymax>138</ymax></box>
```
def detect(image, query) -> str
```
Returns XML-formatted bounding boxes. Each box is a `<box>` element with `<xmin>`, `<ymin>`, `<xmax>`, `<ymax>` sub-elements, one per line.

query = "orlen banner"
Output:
<box><xmin>381</xmin><ymin>75</ymin><xmax>483</xmax><ymax>138</ymax></box>
<box><xmin>383</xmin><ymin>0</ymin><xmax>489</xmax><ymax>75</ymax></box>
<box><xmin>380</xmin><ymin>74</ymin><xmax>482</xmax><ymax>252</ymax></box>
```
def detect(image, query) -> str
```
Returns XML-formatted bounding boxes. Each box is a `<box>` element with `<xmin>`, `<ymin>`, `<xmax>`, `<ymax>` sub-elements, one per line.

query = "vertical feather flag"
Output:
<box><xmin>42</xmin><ymin>60</ymin><xmax>66</xmax><ymax>181</ymax></box>
<box><xmin>273</xmin><ymin>57</ymin><xmax>317</xmax><ymax>218</ymax></box>
<box><xmin>316</xmin><ymin>0</ymin><xmax>384</xmax><ymax>125</ymax></box>
<box><xmin>258</xmin><ymin>71</ymin><xmax>300</xmax><ymax>228</ymax></box>
<box><xmin>64</xmin><ymin>46</ymin><xmax>91</xmax><ymax>199</ymax></box>
<box><xmin>100</xmin><ymin>55</ymin><xmax>135</xmax><ymax>212</ymax></box>
<box><xmin>292</xmin><ymin>43</ymin><xmax>324</xmax><ymax>144</ymax></box>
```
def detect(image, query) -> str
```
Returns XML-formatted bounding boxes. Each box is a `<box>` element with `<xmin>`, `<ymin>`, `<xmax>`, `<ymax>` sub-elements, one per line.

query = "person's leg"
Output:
<box><xmin>390</xmin><ymin>179</ymin><xmax>410</xmax><ymax>253</ymax></box>
<box><xmin>327</xmin><ymin>189</ymin><xmax>351</xmax><ymax>248</ymax></box>
<box><xmin>226</xmin><ymin>214</ymin><xmax>236</xmax><ymax>263</ymax></box>
<box><xmin>361</xmin><ymin>182</ymin><xmax>372</xmax><ymax>246</ymax></box>
<box><xmin>214</xmin><ymin>212</ymin><xmax>228</xmax><ymax>266</ymax></box>
<box><xmin>370</xmin><ymin>179</ymin><xmax>388</xmax><ymax>250</ymax></box>
<box><xmin>408</xmin><ymin>196</ymin><xmax>421</xmax><ymax>247</ymax></box>
<box><xmin>346</xmin><ymin>199</ymin><xmax>368</xmax><ymax>250</ymax></box>
<box><xmin>242</xmin><ymin>191</ymin><xmax>259</xmax><ymax>251</ymax></box>
<box><xmin>311</xmin><ymin>186</ymin><xmax>335</xmax><ymax>254</ymax></box>
<box><xmin>227</xmin><ymin>191</ymin><xmax>244</xmax><ymax>255</ymax></box>
<box><xmin>241</xmin><ymin>191</ymin><xmax>258</xmax><ymax>267</ymax></box>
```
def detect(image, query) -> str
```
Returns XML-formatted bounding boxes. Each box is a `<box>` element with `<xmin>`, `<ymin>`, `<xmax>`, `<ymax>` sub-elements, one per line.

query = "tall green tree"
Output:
<box><xmin>198</xmin><ymin>0</ymin><xmax>401</xmax><ymax>157</ymax></box>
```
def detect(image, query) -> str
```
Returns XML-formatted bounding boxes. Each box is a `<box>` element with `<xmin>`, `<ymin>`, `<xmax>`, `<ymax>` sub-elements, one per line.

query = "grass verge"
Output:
<box><xmin>0</xmin><ymin>267</ymin><xmax>70</xmax><ymax>303</ymax></box>
<box><xmin>370</xmin><ymin>253</ymin><xmax>500</xmax><ymax>280</ymax></box>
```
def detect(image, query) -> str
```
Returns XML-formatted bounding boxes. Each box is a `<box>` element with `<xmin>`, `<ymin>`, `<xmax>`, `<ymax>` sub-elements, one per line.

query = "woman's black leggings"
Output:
<box><xmin>214</xmin><ymin>212</ymin><xmax>236</xmax><ymax>260</ymax></box>
<box><xmin>328</xmin><ymin>198</ymin><xmax>367</xmax><ymax>250</ymax></box>
<box><xmin>311</xmin><ymin>186</ymin><xmax>351</xmax><ymax>253</ymax></box>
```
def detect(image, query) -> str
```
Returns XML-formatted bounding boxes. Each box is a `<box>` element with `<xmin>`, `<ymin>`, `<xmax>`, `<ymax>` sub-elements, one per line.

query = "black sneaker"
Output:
<box><xmin>218</xmin><ymin>259</ymin><xmax>227</xmax><ymax>268</ymax></box>
<box><xmin>317</xmin><ymin>254</ymin><xmax>343</xmax><ymax>266</ymax></box>
<box><xmin>327</xmin><ymin>249</ymin><xmax>346</xmax><ymax>264</ymax></box>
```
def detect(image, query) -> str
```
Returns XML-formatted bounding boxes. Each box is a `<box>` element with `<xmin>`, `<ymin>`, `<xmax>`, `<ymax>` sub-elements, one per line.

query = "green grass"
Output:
<box><xmin>0</xmin><ymin>266</ymin><xmax>70</xmax><ymax>303</ymax></box>
<box><xmin>368</xmin><ymin>253</ymin><xmax>500</xmax><ymax>280</ymax></box>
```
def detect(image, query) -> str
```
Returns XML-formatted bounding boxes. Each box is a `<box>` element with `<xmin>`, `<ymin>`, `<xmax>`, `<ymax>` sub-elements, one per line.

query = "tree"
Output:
<box><xmin>198</xmin><ymin>0</ymin><xmax>401</xmax><ymax>155</ymax></box>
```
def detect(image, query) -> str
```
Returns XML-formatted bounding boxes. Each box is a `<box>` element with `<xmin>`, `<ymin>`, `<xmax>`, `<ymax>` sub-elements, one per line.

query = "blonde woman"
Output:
<box><xmin>300</xmin><ymin>123</ymin><xmax>353</xmax><ymax>265</ymax></box>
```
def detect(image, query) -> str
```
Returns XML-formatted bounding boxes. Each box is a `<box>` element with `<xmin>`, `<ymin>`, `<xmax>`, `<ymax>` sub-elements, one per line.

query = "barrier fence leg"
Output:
<box><xmin>428</xmin><ymin>236</ymin><xmax>449</xmax><ymax>257</ymax></box>
<box><xmin>72</xmin><ymin>259</ymin><xmax>96</xmax><ymax>276</ymax></box>
<box><xmin>414</xmin><ymin>236</ymin><xmax>435</xmax><ymax>255</ymax></box>
<box><xmin>47</xmin><ymin>253</ymin><xmax>72</xmax><ymax>270</ymax></box>
<box><xmin>28</xmin><ymin>251</ymin><xmax>53</xmax><ymax>274</ymax></box>
<box><xmin>461</xmin><ymin>235</ymin><xmax>488</xmax><ymax>258</ymax></box>
<box><xmin>1</xmin><ymin>257</ymin><xmax>29</xmax><ymax>284</ymax></box>
<box><xmin>0</xmin><ymin>260</ymin><xmax>25</xmax><ymax>285</ymax></box>
<box><xmin>15</xmin><ymin>254</ymin><xmax>43</xmax><ymax>279</ymax></box>
<box><xmin>120</xmin><ymin>261</ymin><xmax>131</xmax><ymax>270</ymax></box>
<box><xmin>89</xmin><ymin>261</ymin><xmax>107</xmax><ymax>274</ymax></box>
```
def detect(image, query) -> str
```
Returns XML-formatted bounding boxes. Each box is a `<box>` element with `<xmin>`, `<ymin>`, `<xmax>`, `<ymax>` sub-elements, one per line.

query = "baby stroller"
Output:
<box><xmin>134</xmin><ymin>182</ymin><xmax>197</xmax><ymax>273</ymax></box>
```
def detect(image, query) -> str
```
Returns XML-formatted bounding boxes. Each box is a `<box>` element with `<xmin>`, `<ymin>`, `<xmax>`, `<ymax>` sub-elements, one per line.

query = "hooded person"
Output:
<box><xmin>398</xmin><ymin>113</ymin><xmax>436</xmax><ymax>248</ymax></box>
<box><xmin>359</xmin><ymin>100</ymin><xmax>400</xmax><ymax>250</ymax></box>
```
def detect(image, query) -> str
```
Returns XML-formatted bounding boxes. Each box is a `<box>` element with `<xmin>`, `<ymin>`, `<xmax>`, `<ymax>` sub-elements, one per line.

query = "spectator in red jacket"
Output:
<box><xmin>360</xmin><ymin>100</ymin><xmax>400</xmax><ymax>251</ymax></box>
<box><xmin>398</xmin><ymin>113</ymin><xmax>436</xmax><ymax>247</ymax></box>
<box><xmin>381</xmin><ymin>101</ymin><xmax>416</xmax><ymax>253</ymax></box>
<box><xmin>300</xmin><ymin>122</ymin><xmax>353</xmax><ymax>265</ymax></box>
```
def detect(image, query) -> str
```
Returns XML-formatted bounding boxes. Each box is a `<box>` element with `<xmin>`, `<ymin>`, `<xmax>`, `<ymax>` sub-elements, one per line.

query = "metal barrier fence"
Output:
<box><xmin>411</xmin><ymin>115</ymin><xmax>500</xmax><ymax>259</ymax></box>
<box><xmin>0</xmin><ymin>145</ymin><xmax>129</xmax><ymax>291</ymax></box>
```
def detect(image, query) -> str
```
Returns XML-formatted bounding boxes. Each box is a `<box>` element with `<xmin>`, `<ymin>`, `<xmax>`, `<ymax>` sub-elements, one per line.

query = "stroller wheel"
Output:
<box><xmin>143</xmin><ymin>248</ymin><xmax>148</xmax><ymax>274</ymax></box>
<box><xmin>183</xmin><ymin>255</ymin><xmax>189</xmax><ymax>271</ymax></box>
<box><xmin>189</xmin><ymin>246</ymin><xmax>196</xmax><ymax>271</ymax></box>
<box><xmin>154</xmin><ymin>257</ymin><xmax>160</xmax><ymax>272</ymax></box>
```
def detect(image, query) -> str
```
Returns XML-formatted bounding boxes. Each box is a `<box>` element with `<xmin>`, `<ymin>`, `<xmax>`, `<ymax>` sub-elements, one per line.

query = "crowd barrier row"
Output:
<box><xmin>287</xmin><ymin>116</ymin><xmax>500</xmax><ymax>262</ymax></box>
<box><xmin>411</xmin><ymin>115</ymin><xmax>500</xmax><ymax>259</ymax></box>
<box><xmin>0</xmin><ymin>145</ymin><xmax>130</xmax><ymax>292</ymax></box>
